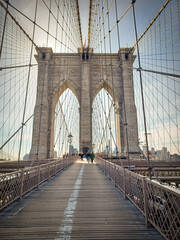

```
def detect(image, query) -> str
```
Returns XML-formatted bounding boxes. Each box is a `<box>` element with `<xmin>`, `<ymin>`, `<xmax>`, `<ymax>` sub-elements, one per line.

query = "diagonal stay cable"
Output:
<box><xmin>2</xmin><ymin>0</ymin><xmax>77</xmax><ymax>53</ymax></box>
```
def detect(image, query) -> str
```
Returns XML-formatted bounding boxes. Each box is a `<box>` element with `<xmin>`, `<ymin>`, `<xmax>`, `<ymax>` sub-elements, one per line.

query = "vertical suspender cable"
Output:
<box><xmin>46</xmin><ymin>0</ymin><xmax>52</xmax><ymax>47</ymax></box>
<box><xmin>60</xmin><ymin>1</ymin><xmax>65</xmax><ymax>52</ymax></box>
<box><xmin>132</xmin><ymin>0</ymin><xmax>152</xmax><ymax>178</ymax></box>
<box><xmin>18</xmin><ymin>0</ymin><xmax>38</xmax><ymax>168</ymax></box>
<box><xmin>0</xmin><ymin>0</ymin><xmax>9</xmax><ymax>60</ymax></box>
<box><xmin>102</xmin><ymin>0</ymin><xmax>112</xmax><ymax>156</ymax></box>
<box><xmin>170</xmin><ymin>2</ymin><xmax>179</xmax><ymax>154</ymax></box>
<box><xmin>0</xmin><ymin>0</ymin><xmax>8</xmax><ymax>161</ymax></box>
<box><xmin>106</xmin><ymin>0</ymin><xmax>118</xmax><ymax>158</ymax></box>
<box><xmin>55</xmin><ymin>0</ymin><xmax>60</xmax><ymax>52</ymax></box>
<box><xmin>115</xmin><ymin>0</ymin><xmax>131</xmax><ymax>168</ymax></box>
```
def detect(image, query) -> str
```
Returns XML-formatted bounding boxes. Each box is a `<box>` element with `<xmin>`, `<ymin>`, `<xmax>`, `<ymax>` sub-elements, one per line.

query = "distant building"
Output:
<box><xmin>156</xmin><ymin>147</ymin><xmax>170</xmax><ymax>161</ymax></box>
<box><xmin>142</xmin><ymin>146</ymin><xmax>171</xmax><ymax>161</ymax></box>
<box><xmin>23</xmin><ymin>153</ymin><xmax>29</xmax><ymax>160</ymax></box>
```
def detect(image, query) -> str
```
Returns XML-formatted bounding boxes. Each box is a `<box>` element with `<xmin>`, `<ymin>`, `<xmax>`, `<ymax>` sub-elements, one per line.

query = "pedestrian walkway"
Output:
<box><xmin>0</xmin><ymin>162</ymin><xmax>163</xmax><ymax>239</ymax></box>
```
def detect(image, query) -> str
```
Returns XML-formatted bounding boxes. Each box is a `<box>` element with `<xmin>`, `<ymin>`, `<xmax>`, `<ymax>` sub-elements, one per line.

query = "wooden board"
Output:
<box><xmin>0</xmin><ymin>162</ymin><xmax>163</xmax><ymax>239</ymax></box>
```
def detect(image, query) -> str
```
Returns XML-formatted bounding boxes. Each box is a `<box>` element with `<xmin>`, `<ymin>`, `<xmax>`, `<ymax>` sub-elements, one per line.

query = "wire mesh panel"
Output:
<box><xmin>0</xmin><ymin>157</ymin><xmax>76</xmax><ymax>211</ymax></box>
<box><xmin>124</xmin><ymin>169</ymin><xmax>145</xmax><ymax>213</ymax></box>
<box><xmin>97</xmin><ymin>157</ymin><xmax>180</xmax><ymax>240</ymax></box>
<box><xmin>39</xmin><ymin>163</ymin><xmax>50</xmax><ymax>183</ymax></box>
<box><xmin>49</xmin><ymin>162</ymin><xmax>56</xmax><ymax>176</ymax></box>
<box><xmin>23</xmin><ymin>167</ymin><xmax>39</xmax><ymax>194</ymax></box>
<box><xmin>106</xmin><ymin>161</ymin><xmax>115</xmax><ymax>180</ymax></box>
<box><xmin>146</xmin><ymin>180</ymin><xmax>180</xmax><ymax>240</ymax></box>
<box><xmin>0</xmin><ymin>171</ymin><xmax>21</xmax><ymax>209</ymax></box>
<box><xmin>115</xmin><ymin>165</ymin><xmax>124</xmax><ymax>191</ymax></box>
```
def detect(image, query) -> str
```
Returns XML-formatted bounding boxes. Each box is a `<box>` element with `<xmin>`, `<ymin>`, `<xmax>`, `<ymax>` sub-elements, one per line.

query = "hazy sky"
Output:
<box><xmin>9</xmin><ymin>0</ymin><xmax>167</xmax><ymax>49</ymax></box>
<box><xmin>78</xmin><ymin>0</ymin><xmax>167</xmax><ymax>48</ymax></box>
<box><xmin>1</xmin><ymin>0</ymin><xmax>179</xmax><ymax>158</ymax></box>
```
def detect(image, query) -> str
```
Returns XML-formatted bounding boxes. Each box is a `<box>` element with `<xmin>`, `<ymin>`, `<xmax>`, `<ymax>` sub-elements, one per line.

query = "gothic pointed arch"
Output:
<box><xmin>51</xmin><ymin>81</ymin><xmax>80</xmax><ymax>113</ymax></box>
<box><xmin>92</xmin><ymin>81</ymin><xmax>120</xmax><ymax>113</ymax></box>
<box><xmin>30</xmin><ymin>47</ymin><xmax>140</xmax><ymax>161</ymax></box>
<box><xmin>92</xmin><ymin>81</ymin><xmax>121</xmax><ymax>154</ymax></box>
<box><xmin>48</xmin><ymin>82</ymin><xmax>80</xmax><ymax>159</ymax></box>
<box><xmin>92</xmin><ymin>81</ymin><xmax>116</xmax><ymax>104</ymax></box>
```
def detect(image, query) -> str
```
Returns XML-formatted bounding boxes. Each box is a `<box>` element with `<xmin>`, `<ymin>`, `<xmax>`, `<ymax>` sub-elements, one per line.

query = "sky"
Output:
<box><xmin>9</xmin><ymin>0</ymin><xmax>167</xmax><ymax>50</ymax></box>
<box><xmin>78</xmin><ymin>0</ymin><xmax>167</xmax><ymax>49</ymax></box>
<box><xmin>0</xmin><ymin>0</ymin><xmax>179</xmax><ymax>159</ymax></box>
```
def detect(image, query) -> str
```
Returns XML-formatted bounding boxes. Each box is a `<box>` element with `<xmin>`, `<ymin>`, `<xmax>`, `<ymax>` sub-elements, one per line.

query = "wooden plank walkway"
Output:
<box><xmin>0</xmin><ymin>162</ymin><xmax>164</xmax><ymax>240</ymax></box>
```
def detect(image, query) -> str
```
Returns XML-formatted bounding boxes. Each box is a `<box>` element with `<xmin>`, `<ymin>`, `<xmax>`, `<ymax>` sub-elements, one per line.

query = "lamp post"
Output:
<box><xmin>68</xmin><ymin>133</ymin><xmax>73</xmax><ymax>155</ymax></box>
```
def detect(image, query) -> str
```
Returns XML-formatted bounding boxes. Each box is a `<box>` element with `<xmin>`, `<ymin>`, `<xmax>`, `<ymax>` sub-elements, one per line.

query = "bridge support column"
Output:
<box><xmin>118</xmin><ymin>49</ymin><xmax>140</xmax><ymax>155</ymax></box>
<box><xmin>80</xmin><ymin>53</ymin><xmax>92</xmax><ymax>151</ymax></box>
<box><xmin>29</xmin><ymin>48</ymin><xmax>53</xmax><ymax>161</ymax></box>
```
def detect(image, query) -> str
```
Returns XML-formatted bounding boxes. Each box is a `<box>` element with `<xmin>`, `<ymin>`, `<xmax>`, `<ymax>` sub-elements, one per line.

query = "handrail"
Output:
<box><xmin>0</xmin><ymin>156</ymin><xmax>77</xmax><ymax>211</ymax></box>
<box><xmin>96</xmin><ymin>157</ymin><xmax>180</xmax><ymax>240</ymax></box>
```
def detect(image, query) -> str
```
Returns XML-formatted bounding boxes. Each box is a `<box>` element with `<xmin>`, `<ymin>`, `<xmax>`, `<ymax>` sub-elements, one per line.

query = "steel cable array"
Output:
<box><xmin>0</xmin><ymin>0</ymin><xmax>179</xmax><ymax>164</ymax></box>
<box><xmin>0</xmin><ymin>0</ymin><xmax>82</xmax><ymax>161</ymax></box>
<box><xmin>89</xmin><ymin>0</ymin><xmax>180</xmax><ymax>161</ymax></box>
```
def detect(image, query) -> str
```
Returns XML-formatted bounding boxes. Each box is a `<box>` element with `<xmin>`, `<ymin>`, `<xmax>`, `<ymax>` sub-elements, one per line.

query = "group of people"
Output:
<box><xmin>79</xmin><ymin>152</ymin><xmax>95</xmax><ymax>164</ymax></box>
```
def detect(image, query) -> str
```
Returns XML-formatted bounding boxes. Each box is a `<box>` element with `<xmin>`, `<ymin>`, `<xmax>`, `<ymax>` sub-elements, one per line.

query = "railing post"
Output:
<box><xmin>66</xmin><ymin>158</ymin><xmax>68</xmax><ymax>167</ymax></box>
<box><xmin>19</xmin><ymin>169</ymin><xmax>24</xmax><ymax>201</ymax></box>
<box><xmin>62</xmin><ymin>159</ymin><xmax>64</xmax><ymax>170</ymax></box>
<box><xmin>48</xmin><ymin>163</ymin><xmax>50</xmax><ymax>180</ymax></box>
<box><xmin>55</xmin><ymin>160</ymin><xmax>57</xmax><ymax>174</ymax></box>
<box><xmin>142</xmin><ymin>177</ymin><xmax>151</xmax><ymax>227</ymax></box>
<box><xmin>37</xmin><ymin>166</ymin><xmax>40</xmax><ymax>188</ymax></box>
<box><xmin>114</xmin><ymin>163</ymin><xmax>117</xmax><ymax>187</ymax></box>
<box><xmin>56</xmin><ymin>160</ymin><xmax>58</xmax><ymax>172</ymax></box>
<box><xmin>109</xmin><ymin>162</ymin><xmax>111</xmax><ymax>177</ymax></box>
<box><xmin>123</xmin><ymin>168</ymin><xmax>128</xmax><ymax>200</ymax></box>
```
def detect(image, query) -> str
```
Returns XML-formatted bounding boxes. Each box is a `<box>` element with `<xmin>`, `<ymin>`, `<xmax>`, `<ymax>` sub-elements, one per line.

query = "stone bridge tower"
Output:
<box><xmin>29</xmin><ymin>47</ymin><xmax>140</xmax><ymax>160</ymax></box>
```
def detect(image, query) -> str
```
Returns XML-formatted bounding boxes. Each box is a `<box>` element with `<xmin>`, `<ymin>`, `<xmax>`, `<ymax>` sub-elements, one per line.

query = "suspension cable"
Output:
<box><xmin>115</xmin><ymin>0</ymin><xmax>131</xmax><ymax>167</ymax></box>
<box><xmin>132</xmin><ymin>0</ymin><xmax>152</xmax><ymax>178</ymax></box>
<box><xmin>17</xmin><ymin>0</ymin><xmax>39</xmax><ymax>168</ymax></box>
<box><xmin>0</xmin><ymin>0</ymin><xmax>9</xmax><ymax>59</ymax></box>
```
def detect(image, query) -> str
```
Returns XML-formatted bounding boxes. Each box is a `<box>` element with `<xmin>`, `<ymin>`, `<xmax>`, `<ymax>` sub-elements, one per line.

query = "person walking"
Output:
<box><xmin>90</xmin><ymin>152</ymin><xmax>95</xmax><ymax>164</ymax></box>
<box><xmin>79</xmin><ymin>152</ymin><xmax>83</xmax><ymax>161</ymax></box>
<box><xmin>86</xmin><ymin>152</ymin><xmax>91</xmax><ymax>164</ymax></box>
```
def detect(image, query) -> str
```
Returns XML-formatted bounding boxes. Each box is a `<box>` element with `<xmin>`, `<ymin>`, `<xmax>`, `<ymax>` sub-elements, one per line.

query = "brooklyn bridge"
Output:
<box><xmin>0</xmin><ymin>0</ymin><xmax>179</xmax><ymax>239</ymax></box>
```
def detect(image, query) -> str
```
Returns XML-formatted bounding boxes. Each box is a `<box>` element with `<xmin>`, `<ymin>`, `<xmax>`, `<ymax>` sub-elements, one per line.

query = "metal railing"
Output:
<box><xmin>131</xmin><ymin>168</ymin><xmax>180</xmax><ymax>177</ymax></box>
<box><xmin>96</xmin><ymin>157</ymin><xmax>180</xmax><ymax>240</ymax></box>
<box><xmin>0</xmin><ymin>156</ymin><xmax>76</xmax><ymax>211</ymax></box>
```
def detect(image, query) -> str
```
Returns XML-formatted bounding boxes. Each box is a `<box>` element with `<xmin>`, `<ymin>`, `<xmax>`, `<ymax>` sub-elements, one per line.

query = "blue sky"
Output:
<box><xmin>0</xmin><ymin>0</ymin><xmax>179</xmax><ymax>159</ymax></box>
<box><xmin>79</xmin><ymin>0</ymin><xmax>167</xmax><ymax>49</ymax></box>
<box><xmin>9</xmin><ymin>0</ymin><xmax>167</xmax><ymax>50</ymax></box>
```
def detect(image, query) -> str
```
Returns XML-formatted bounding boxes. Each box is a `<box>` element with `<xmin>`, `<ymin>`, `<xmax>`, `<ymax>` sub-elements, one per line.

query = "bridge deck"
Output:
<box><xmin>0</xmin><ymin>161</ymin><xmax>163</xmax><ymax>240</ymax></box>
